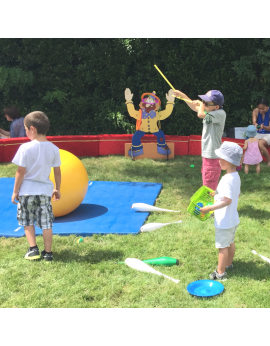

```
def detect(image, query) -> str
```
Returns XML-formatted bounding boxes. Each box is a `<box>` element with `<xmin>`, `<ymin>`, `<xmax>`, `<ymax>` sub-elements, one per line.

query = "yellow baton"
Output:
<box><xmin>154</xmin><ymin>65</ymin><xmax>192</xmax><ymax>103</ymax></box>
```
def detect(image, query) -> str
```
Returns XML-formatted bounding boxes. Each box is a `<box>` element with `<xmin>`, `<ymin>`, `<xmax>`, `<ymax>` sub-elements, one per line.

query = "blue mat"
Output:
<box><xmin>0</xmin><ymin>178</ymin><xmax>162</xmax><ymax>238</ymax></box>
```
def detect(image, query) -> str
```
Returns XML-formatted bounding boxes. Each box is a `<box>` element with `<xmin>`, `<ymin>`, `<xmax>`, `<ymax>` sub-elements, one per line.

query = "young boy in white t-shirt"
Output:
<box><xmin>12</xmin><ymin>111</ymin><xmax>61</xmax><ymax>261</ymax></box>
<box><xmin>200</xmin><ymin>141</ymin><xmax>243</xmax><ymax>281</ymax></box>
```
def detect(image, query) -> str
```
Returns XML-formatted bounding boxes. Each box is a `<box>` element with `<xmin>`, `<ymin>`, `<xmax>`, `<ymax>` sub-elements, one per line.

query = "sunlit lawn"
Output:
<box><xmin>0</xmin><ymin>155</ymin><xmax>269</xmax><ymax>308</ymax></box>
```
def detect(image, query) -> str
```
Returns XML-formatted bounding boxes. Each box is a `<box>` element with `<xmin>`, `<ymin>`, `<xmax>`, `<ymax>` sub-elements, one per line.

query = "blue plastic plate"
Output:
<box><xmin>187</xmin><ymin>280</ymin><xmax>224</xmax><ymax>297</ymax></box>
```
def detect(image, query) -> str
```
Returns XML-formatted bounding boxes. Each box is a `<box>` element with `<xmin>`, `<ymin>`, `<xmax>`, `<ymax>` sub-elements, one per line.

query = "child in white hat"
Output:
<box><xmin>200</xmin><ymin>141</ymin><xmax>243</xmax><ymax>280</ymax></box>
<box><xmin>242</xmin><ymin>125</ymin><xmax>263</xmax><ymax>174</ymax></box>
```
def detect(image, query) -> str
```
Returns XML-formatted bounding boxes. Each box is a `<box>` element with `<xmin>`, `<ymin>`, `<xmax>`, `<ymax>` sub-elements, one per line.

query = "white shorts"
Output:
<box><xmin>255</xmin><ymin>133</ymin><xmax>270</xmax><ymax>146</ymax></box>
<box><xmin>215</xmin><ymin>225</ymin><xmax>239</xmax><ymax>248</ymax></box>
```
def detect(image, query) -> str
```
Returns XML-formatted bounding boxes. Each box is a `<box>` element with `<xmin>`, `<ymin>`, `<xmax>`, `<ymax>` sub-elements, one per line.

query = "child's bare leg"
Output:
<box><xmin>227</xmin><ymin>242</ymin><xmax>235</xmax><ymax>266</ymax></box>
<box><xmin>256</xmin><ymin>163</ymin><xmax>260</xmax><ymax>173</ymax></box>
<box><xmin>244</xmin><ymin>164</ymin><xmax>249</xmax><ymax>174</ymax></box>
<box><xmin>24</xmin><ymin>225</ymin><xmax>36</xmax><ymax>247</ymax></box>
<box><xmin>42</xmin><ymin>228</ymin><xmax>52</xmax><ymax>252</ymax></box>
<box><xmin>217</xmin><ymin>248</ymin><xmax>229</xmax><ymax>274</ymax></box>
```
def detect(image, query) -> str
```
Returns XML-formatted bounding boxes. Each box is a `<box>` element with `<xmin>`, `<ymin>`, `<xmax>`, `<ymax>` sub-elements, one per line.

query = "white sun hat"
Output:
<box><xmin>215</xmin><ymin>141</ymin><xmax>243</xmax><ymax>166</ymax></box>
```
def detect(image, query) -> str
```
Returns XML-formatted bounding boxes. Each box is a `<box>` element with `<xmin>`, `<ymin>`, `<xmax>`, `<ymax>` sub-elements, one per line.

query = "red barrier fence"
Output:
<box><xmin>0</xmin><ymin>134</ymin><xmax>269</xmax><ymax>163</ymax></box>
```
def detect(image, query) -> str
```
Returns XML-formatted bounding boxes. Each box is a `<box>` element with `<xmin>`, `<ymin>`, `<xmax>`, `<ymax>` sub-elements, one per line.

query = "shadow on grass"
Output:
<box><xmin>229</xmin><ymin>260</ymin><xmax>270</xmax><ymax>280</ymax></box>
<box><xmin>238</xmin><ymin>205</ymin><xmax>270</xmax><ymax>220</ymax></box>
<box><xmin>121</xmin><ymin>156</ymin><xmax>203</xmax><ymax>197</ymax></box>
<box><xmin>55</xmin><ymin>249</ymin><xmax>124</xmax><ymax>264</ymax></box>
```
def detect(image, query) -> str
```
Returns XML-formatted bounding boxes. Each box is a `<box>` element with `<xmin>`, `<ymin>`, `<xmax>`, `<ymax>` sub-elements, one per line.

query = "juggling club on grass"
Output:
<box><xmin>124</xmin><ymin>258</ymin><xmax>180</xmax><ymax>283</ymax></box>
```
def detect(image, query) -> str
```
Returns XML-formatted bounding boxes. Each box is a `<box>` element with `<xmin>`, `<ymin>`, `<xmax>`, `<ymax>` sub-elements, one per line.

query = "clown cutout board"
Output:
<box><xmin>124</xmin><ymin>88</ymin><xmax>175</xmax><ymax>159</ymax></box>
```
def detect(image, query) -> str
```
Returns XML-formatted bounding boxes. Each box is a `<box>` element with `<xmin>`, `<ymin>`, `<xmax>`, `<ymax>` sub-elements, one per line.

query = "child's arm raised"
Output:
<box><xmin>197</xmin><ymin>101</ymin><xmax>206</xmax><ymax>119</ymax></box>
<box><xmin>173</xmin><ymin>90</ymin><xmax>200</xmax><ymax>112</ymax></box>
<box><xmin>52</xmin><ymin>166</ymin><xmax>61</xmax><ymax>201</ymax></box>
<box><xmin>12</xmin><ymin>166</ymin><xmax>26</xmax><ymax>204</ymax></box>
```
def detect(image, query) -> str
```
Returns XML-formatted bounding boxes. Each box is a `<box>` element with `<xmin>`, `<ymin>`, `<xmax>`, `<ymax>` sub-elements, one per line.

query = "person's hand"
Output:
<box><xmin>52</xmin><ymin>189</ymin><xmax>61</xmax><ymax>201</ymax></box>
<box><xmin>166</xmin><ymin>89</ymin><xmax>174</xmax><ymax>102</ymax></box>
<box><xmin>193</xmin><ymin>99</ymin><xmax>202</xmax><ymax>106</ymax></box>
<box><xmin>12</xmin><ymin>192</ymin><xmax>19</xmax><ymax>205</ymax></box>
<box><xmin>173</xmin><ymin>90</ymin><xmax>186</xmax><ymax>98</ymax></box>
<box><xmin>125</xmin><ymin>88</ymin><xmax>133</xmax><ymax>101</ymax></box>
<box><xmin>260</xmin><ymin>123</ymin><xmax>264</xmax><ymax>131</ymax></box>
<box><xmin>200</xmin><ymin>206</ymin><xmax>212</xmax><ymax>214</ymax></box>
<box><xmin>253</xmin><ymin>122</ymin><xmax>258</xmax><ymax>127</ymax></box>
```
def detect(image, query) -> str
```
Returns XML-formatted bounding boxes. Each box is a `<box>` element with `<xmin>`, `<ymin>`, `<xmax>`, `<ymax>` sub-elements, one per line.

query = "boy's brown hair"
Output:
<box><xmin>24</xmin><ymin>111</ymin><xmax>50</xmax><ymax>135</ymax></box>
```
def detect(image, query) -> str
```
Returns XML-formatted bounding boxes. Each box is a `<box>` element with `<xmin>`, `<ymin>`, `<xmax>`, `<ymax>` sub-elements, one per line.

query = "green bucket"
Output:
<box><xmin>187</xmin><ymin>186</ymin><xmax>214</xmax><ymax>221</ymax></box>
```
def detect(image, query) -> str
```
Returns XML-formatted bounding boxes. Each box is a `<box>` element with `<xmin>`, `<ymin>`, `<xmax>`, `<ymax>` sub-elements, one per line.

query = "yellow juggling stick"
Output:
<box><xmin>154</xmin><ymin>65</ymin><xmax>192</xmax><ymax>103</ymax></box>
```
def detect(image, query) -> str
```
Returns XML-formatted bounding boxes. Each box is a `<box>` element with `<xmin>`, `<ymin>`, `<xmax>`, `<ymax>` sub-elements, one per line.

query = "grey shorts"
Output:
<box><xmin>17</xmin><ymin>195</ymin><xmax>54</xmax><ymax>230</ymax></box>
<box><xmin>215</xmin><ymin>225</ymin><xmax>239</xmax><ymax>248</ymax></box>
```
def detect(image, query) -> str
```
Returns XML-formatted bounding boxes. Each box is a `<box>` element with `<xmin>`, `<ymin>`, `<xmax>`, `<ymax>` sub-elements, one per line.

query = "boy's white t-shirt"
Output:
<box><xmin>214</xmin><ymin>172</ymin><xmax>241</xmax><ymax>229</ymax></box>
<box><xmin>12</xmin><ymin>140</ymin><xmax>61</xmax><ymax>197</ymax></box>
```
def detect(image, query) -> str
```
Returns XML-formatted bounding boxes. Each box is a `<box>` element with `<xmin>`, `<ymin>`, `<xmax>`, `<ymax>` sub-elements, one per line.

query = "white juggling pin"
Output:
<box><xmin>131</xmin><ymin>203</ymin><xmax>180</xmax><ymax>213</ymax></box>
<box><xmin>140</xmin><ymin>220</ymin><xmax>182</xmax><ymax>232</ymax></box>
<box><xmin>124</xmin><ymin>258</ymin><xmax>180</xmax><ymax>283</ymax></box>
<box><xmin>252</xmin><ymin>250</ymin><xmax>270</xmax><ymax>264</ymax></box>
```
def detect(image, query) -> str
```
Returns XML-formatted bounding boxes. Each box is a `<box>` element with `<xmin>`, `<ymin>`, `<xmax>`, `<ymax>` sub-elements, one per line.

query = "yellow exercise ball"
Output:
<box><xmin>49</xmin><ymin>149</ymin><xmax>89</xmax><ymax>217</ymax></box>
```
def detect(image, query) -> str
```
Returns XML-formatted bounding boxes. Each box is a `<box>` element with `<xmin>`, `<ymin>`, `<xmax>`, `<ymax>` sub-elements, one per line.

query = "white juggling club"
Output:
<box><xmin>132</xmin><ymin>203</ymin><xmax>180</xmax><ymax>213</ymax></box>
<box><xmin>140</xmin><ymin>220</ymin><xmax>182</xmax><ymax>232</ymax></box>
<box><xmin>124</xmin><ymin>258</ymin><xmax>180</xmax><ymax>283</ymax></box>
<box><xmin>252</xmin><ymin>250</ymin><xmax>270</xmax><ymax>264</ymax></box>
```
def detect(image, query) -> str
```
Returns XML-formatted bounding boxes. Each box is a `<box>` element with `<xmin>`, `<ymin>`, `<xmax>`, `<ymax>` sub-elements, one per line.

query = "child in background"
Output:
<box><xmin>0</xmin><ymin>106</ymin><xmax>26</xmax><ymax>138</ymax></box>
<box><xmin>242</xmin><ymin>125</ymin><xmax>263</xmax><ymax>174</ymax></box>
<box><xmin>11</xmin><ymin>111</ymin><xmax>61</xmax><ymax>261</ymax></box>
<box><xmin>200</xmin><ymin>142</ymin><xmax>243</xmax><ymax>281</ymax></box>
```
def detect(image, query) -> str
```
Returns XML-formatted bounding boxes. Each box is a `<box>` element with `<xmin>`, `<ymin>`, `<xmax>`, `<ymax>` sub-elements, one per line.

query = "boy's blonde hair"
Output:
<box><xmin>24</xmin><ymin>111</ymin><xmax>50</xmax><ymax>135</ymax></box>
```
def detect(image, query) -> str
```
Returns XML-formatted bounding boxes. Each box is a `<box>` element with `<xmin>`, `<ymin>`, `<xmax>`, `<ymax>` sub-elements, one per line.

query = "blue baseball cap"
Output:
<box><xmin>198</xmin><ymin>90</ymin><xmax>224</xmax><ymax>108</ymax></box>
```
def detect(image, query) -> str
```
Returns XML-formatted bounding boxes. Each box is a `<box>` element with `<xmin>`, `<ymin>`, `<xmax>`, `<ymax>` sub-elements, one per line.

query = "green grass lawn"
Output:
<box><xmin>0</xmin><ymin>155</ymin><xmax>270</xmax><ymax>308</ymax></box>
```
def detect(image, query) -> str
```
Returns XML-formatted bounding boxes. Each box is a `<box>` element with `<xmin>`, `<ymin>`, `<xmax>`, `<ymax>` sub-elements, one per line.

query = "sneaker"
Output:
<box><xmin>41</xmin><ymin>250</ymin><xmax>53</xmax><ymax>261</ymax></box>
<box><xmin>25</xmin><ymin>247</ymin><xmax>40</xmax><ymax>260</ymax></box>
<box><xmin>209</xmin><ymin>270</ymin><xmax>227</xmax><ymax>281</ymax></box>
<box><xmin>226</xmin><ymin>264</ymin><xmax>233</xmax><ymax>270</ymax></box>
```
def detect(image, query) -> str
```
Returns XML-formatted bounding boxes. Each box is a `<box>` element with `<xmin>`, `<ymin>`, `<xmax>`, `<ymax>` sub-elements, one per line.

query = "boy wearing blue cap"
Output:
<box><xmin>173</xmin><ymin>89</ymin><xmax>226</xmax><ymax>190</ymax></box>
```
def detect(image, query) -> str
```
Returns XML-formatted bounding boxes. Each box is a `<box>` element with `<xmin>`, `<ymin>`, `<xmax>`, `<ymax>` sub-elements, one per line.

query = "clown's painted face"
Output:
<box><xmin>139</xmin><ymin>94</ymin><xmax>160</xmax><ymax>113</ymax></box>
<box><xmin>144</xmin><ymin>96</ymin><xmax>156</xmax><ymax>107</ymax></box>
<box><xmin>142</xmin><ymin>102</ymin><xmax>157</xmax><ymax>113</ymax></box>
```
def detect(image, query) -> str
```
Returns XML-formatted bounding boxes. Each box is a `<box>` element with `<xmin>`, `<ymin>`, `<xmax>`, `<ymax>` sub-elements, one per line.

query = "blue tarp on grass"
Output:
<box><xmin>0</xmin><ymin>178</ymin><xmax>162</xmax><ymax>238</ymax></box>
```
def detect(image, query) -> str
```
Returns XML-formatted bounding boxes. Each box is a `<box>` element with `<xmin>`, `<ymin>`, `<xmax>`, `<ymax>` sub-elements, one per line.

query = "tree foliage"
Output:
<box><xmin>0</xmin><ymin>38</ymin><xmax>266</xmax><ymax>136</ymax></box>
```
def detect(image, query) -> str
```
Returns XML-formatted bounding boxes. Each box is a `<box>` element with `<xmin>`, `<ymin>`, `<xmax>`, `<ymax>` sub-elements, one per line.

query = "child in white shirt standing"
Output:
<box><xmin>200</xmin><ymin>141</ymin><xmax>243</xmax><ymax>280</ymax></box>
<box><xmin>12</xmin><ymin>111</ymin><xmax>61</xmax><ymax>261</ymax></box>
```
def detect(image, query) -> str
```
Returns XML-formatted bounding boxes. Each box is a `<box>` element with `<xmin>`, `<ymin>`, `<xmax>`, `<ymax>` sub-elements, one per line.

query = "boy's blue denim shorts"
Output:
<box><xmin>17</xmin><ymin>195</ymin><xmax>54</xmax><ymax>230</ymax></box>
